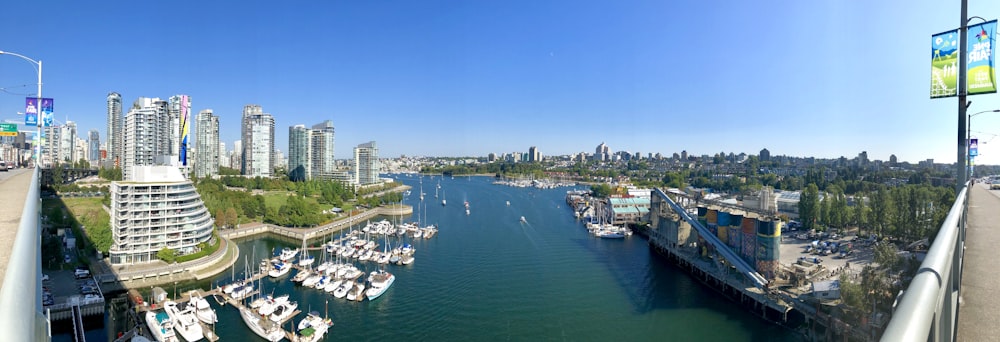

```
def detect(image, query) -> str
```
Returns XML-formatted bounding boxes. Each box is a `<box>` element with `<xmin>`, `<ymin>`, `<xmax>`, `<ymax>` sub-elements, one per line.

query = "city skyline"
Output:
<box><xmin>2</xmin><ymin>1</ymin><xmax>1000</xmax><ymax>165</ymax></box>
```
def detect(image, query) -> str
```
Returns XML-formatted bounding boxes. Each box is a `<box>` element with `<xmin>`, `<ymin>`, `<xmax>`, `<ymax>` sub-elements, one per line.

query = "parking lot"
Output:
<box><xmin>42</xmin><ymin>267</ymin><xmax>101</xmax><ymax>308</ymax></box>
<box><xmin>779</xmin><ymin>229</ymin><xmax>875</xmax><ymax>279</ymax></box>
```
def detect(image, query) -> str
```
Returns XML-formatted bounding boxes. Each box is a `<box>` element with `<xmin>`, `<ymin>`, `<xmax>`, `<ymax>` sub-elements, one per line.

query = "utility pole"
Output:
<box><xmin>957</xmin><ymin>0</ymin><xmax>968</xmax><ymax>192</ymax></box>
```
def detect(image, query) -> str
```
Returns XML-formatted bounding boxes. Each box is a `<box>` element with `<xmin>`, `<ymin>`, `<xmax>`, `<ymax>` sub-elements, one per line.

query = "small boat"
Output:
<box><xmin>400</xmin><ymin>255</ymin><xmax>415</xmax><ymax>265</ymax></box>
<box><xmin>302</xmin><ymin>274</ymin><xmax>323</xmax><ymax>287</ymax></box>
<box><xmin>268</xmin><ymin>261</ymin><xmax>291</xmax><ymax>278</ymax></box>
<box><xmin>466</xmin><ymin>209</ymin><xmax>470</xmax><ymax>215</ymax></box>
<box><xmin>333</xmin><ymin>280</ymin><xmax>352</xmax><ymax>298</ymax></box>
<box><xmin>189</xmin><ymin>292</ymin><xmax>217</xmax><ymax>324</ymax></box>
<box><xmin>145</xmin><ymin>310</ymin><xmax>179</xmax><ymax>342</ymax></box>
<box><xmin>163</xmin><ymin>301</ymin><xmax>203</xmax><ymax>342</ymax></box>
<box><xmin>520</xmin><ymin>216</ymin><xmax>526</xmax><ymax>223</ymax></box>
<box><xmin>347</xmin><ymin>281</ymin><xmax>366</xmax><ymax>301</ymax></box>
<box><xmin>298</xmin><ymin>254</ymin><xmax>315</xmax><ymax>266</ymax></box>
<box><xmin>506</xmin><ymin>200</ymin><xmax>510</xmax><ymax>206</ymax></box>
<box><xmin>365</xmin><ymin>270</ymin><xmax>396</xmax><ymax>301</ymax></box>
<box><xmin>279</xmin><ymin>247</ymin><xmax>300</xmax><ymax>261</ymax></box>
<box><xmin>240</xmin><ymin>306</ymin><xmax>284</xmax><ymax>342</ymax></box>
<box><xmin>270</xmin><ymin>300</ymin><xmax>298</xmax><ymax>322</ymax></box>
<box><xmin>292</xmin><ymin>269</ymin><xmax>311</xmax><ymax>283</ymax></box>
<box><xmin>230</xmin><ymin>283</ymin><xmax>255</xmax><ymax>300</ymax></box>
<box><xmin>297</xmin><ymin>311</ymin><xmax>333</xmax><ymax>342</ymax></box>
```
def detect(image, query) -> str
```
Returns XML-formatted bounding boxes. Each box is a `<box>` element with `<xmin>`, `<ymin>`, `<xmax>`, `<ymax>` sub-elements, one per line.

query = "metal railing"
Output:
<box><xmin>881</xmin><ymin>183</ymin><xmax>968</xmax><ymax>341</ymax></box>
<box><xmin>0</xmin><ymin>168</ymin><xmax>50</xmax><ymax>341</ymax></box>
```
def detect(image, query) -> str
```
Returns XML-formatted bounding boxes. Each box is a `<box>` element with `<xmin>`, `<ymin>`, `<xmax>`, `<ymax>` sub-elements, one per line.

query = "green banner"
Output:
<box><xmin>968</xmin><ymin>20</ymin><xmax>997</xmax><ymax>95</ymax></box>
<box><xmin>931</xmin><ymin>29</ymin><xmax>959</xmax><ymax>98</ymax></box>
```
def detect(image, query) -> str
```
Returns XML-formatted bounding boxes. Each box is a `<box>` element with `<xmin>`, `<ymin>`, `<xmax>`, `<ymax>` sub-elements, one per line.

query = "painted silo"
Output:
<box><xmin>755</xmin><ymin>219</ymin><xmax>781</xmax><ymax>280</ymax></box>
<box><xmin>740</xmin><ymin>216</ymin><xmax>757</xmax><ymax>264</ymax></box>
<box><xmin>729</xmin><ymin>213</ymin><xmax>744</xmax><ymax>248</ymax></box>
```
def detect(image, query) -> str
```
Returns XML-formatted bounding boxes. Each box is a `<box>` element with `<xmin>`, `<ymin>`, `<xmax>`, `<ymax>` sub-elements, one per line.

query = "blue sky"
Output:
<box><xmin>1</xmin><ymin>1</ymin><xmax>999</xmax><ymax>165</ymax></box>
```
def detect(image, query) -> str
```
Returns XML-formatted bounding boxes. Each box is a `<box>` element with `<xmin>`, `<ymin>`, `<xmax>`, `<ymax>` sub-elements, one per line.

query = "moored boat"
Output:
<box><xmin>240</xmin><ymin>306</ymin><xmax>284</xmax><ymax>342</ymax></box>
<box><xmin>365</xmin><ymin>269</ymin><xmax>396</xmax><ymax>301</ymax></box>
<box><xmin>145</xmin><ymin>310</ymin><xmax>179</xmax><ymax>342</ymax></box>
<box><xmin>189</xmin><ymin>292</ymin><xmax>217</xmax><ymax>324</ymax></box>
<box><xmin>163</xmin><ymin>301</ymin><xmax>203</xmax><ymax>342</ymax></box>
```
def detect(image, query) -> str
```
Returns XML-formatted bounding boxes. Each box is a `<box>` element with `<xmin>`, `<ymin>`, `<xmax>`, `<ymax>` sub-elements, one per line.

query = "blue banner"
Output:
<box><xmin>40</xmin><ymin>98</ymin><xmax>53</xmax><ymax>127</ymax></box>
<box><xmin>968</xmin><ymin>20</ymin><xmax>997</xmax><ymax>95</ymax></box>
<box><xmin>24</xmin><ymin>98</ymin><xmax>38</xmax><ymax>126</ymax></box>
<box><xmin>970</xmin><ymin>138</ymin><xmax>979</xmax><ymax>156</ymax></box>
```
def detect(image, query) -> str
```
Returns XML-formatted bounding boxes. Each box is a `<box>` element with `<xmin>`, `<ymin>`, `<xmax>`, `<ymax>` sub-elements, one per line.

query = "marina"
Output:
<box><xmin>62</xmin><ymin>175</ymin><xmax>801</xmax><ymax>341</ymax></box>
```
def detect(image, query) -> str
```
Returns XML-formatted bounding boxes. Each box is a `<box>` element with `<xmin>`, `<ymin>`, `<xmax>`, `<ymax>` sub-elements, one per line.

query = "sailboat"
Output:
<box><xmin>442</xmin><ymin>189</ymin><xmax>447</xmax><ymax>206</ymax></box>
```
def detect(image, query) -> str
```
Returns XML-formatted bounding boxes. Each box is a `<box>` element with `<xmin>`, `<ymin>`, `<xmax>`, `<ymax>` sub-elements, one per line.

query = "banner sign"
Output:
<box><xmin>179</xmin><ymin>95</ymin><xmax>190</xmax><ymax>166</ymax></box>
<box><xmin>40</xmin><ymin>98</ymin><xmax>53</xmax><ymax>127</ymax></box>
<box><xmin>24</xmin><ymin>98</ymin><xmax>38</xmax><ymax>126</ymax></box>
<box><xmin>970</xmin><ymin>138</ymin><xmax>979</xmax><ymax>157</ymax></box>
<box><xmin>968</xmin><ymin>20</ymin><xmax>997</xmax><ymax>95</ymax></box>
<box><xmin>931</xmin><ymin>29</ymin><xmax>960</xmax><ymax>98</ymax></box>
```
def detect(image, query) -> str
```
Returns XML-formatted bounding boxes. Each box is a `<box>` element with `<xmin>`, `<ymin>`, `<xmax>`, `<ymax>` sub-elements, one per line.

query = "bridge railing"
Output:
<box><xmin>881</xmin><ymin>183</ymin><xmax>968</xmax><ymax>342</ymax></box>
<box><xmin>0</xmin><ymin>167</ymin><xmax>50</xmax><ymax>341</ymax></box>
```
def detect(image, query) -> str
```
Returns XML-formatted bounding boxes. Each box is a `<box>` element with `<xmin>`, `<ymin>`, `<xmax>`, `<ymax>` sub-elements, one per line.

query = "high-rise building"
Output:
<box><xmin>88</xmin><ymin>130</ymin><xmax>100</xmax><ymax>163</ymax></box>
<box><xmin>241</xmin><ymin>105</ymin><xmax>274</xmax><ymax>177</ymax></box>
<box><xmin>354</xmin><ymin>141</ymin><xmax>379</xmax><ymax>185</ymax></box>
<box><xmin>288</xmin><ymin>120</ymin><xmax>337</xmax><ymax>181</ymax></box>
<box><xmin>108</xmin><ymin>166</ymin><xmax>214</xmax><ymax>265</ymax></box>
<box><xmin>122</xmin><ymin>97</ymin><xmax>170</xmax><ymax>180</ymax></box>
<box><xmin>195</xmin><ymin>109</ymin><xmax>219</xmax><ymax>178</ymax></box>
<box><xmin>288</xmin><ymin>124</ymin><xmax>311</xmax><ymax>181</ymax></box>
<box><xmin>310</xmin><ymin>120</ymin><xmax>335</xmax><ymax>179</ymax></box>
<box><xmin>231</xmin><ymin>140</ymin><xmax>242</xmax><ymax>171</ymax></box>
<box><xmin>107</xmin><ymin>92</ymin><xmax>122</xmax><ymax>165</ymax></box>
<box><xmin>168</xmin><ymin>95</ymin><xmax>192</xmax><ymax>166</ymax></box>
<box><xmin>218</xmin><ymin>141</ymin><xmax>228</xmax><ymax>168</ymax></box>
<box><xmin>528</xmin><ymin>146</ymin><xmax>541</xmax><ymax>162</ymax></box>
<box><xmin>41</xmin><ymin>125</ymin><xmax>61</xmax><ymax>166</ymax></box>
<box><xmin>63</xmin><ymin>121</ymin><xmax>77</xmax><ymax>164</ymax></box>
<box><xmin>759</xmin><ymin>148</ymin><xmax>771</xmax><ymax>162</ymax></box>
<box><xmin>595</xmin><ymin>142</ymin><xmax>609</xmax><ymax>161</ymax></box>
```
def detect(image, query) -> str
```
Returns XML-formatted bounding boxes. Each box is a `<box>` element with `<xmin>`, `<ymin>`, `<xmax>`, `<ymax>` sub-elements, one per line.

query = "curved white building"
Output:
<box><xmin>109</xmin><ymin>166</ymin><xmax>214</xmax><ymax>265</ymax></box>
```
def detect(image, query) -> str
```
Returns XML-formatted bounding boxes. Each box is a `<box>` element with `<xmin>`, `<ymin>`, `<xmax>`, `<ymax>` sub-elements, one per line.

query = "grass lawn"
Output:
<box><xmin>262</xmin><ymin>191</ymin><xmax>322</xmax><ymax>211</ymax></box>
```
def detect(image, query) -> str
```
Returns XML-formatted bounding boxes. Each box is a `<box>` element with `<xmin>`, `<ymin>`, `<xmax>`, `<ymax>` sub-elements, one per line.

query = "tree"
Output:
<box><xmin>157</xmin><ymin>247</ymin><xmax>176</xmax><ymax>263</ymax></box>
<box><xmin>590</xmin><ymin>184</ymin><xmax>613</xmax><ymax>198</ymax></box>
<box><xmin>799</xmin><ymin>184</ymin><xmax>820</xmax><ymax>231</ymax></box>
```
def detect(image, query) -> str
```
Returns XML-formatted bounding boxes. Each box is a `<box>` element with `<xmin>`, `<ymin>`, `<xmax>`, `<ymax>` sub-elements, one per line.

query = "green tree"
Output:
<box><xmin>590</xmin><ymin>184</ymin><xmax>613</xmax><ymax>198</ymax></box>
<box><xmin>157</xmin><ymin>247</ymin><xmax>176</xmax><ymax>263</ymax></box>
<box><xmin>799</xmin><ymin>184</ymin><xmax>820</xmax><ymax>231</ymax></box>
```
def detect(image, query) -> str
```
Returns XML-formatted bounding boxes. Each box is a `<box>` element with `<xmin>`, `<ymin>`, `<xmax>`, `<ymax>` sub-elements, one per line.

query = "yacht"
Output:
<box><xmin>302</xmin><ymin>273</ymin><xmax>323</xmax><ymax>287</ymax></box>
<box><xmin>189</xmin><ymin>293</ymin><xmax>217</xmax><ymax>324</ymax></box>
<box><xmin>347</xmin><ymin>281</ymin><xmax>365</xmax><ymax>301</ymax></box>
<box><xmin>292</xmin><ymin>269</ymin><xmax>311</xmax><ymax>283</ymax></box>
<box><xmin>298</xmin><ymin>254</ymin><xmax>315</xmax><ymax>267</ymax></box>
<box><xmin>296</xmin><ymin>311</ymin><xmax>333</xmax><ymax>342</ymax></box>
<box><xmin>230</xmin><ymin>283</ymin><xmax>255</xmax><ymax>301</ymax></box>
<box><xmin>269</xmin><ymin>261</ymin><xmax>291</xmax><ymax>278</ymax></box>
<box><xmin>163</xmin><ymin>301</ymin><xmax>204</xmax><ymax>342</ymax></box>
<box><xmin>240</xmin><ymin>306</ymin><xmax>284</xmax><ymax>342</ymax></box>
<box><xmin>400</xmin><ymin>255</ymin><xmax>415</xmax><ymax>265</ymax></box>
<box><xmin>258</xmin><ymin>294</ymin><xmax>289</xmax><ymax>316</ymax></box>
<box><xmin>270</xmin><ymin>300</ymin><xmax>298</xmax><ymax>322</ymax></box>
<box><xmin>333</xmin><ymin>280</ymin><xmax>352</xmax><ymax>299</ymax></box>
<box><xmin>365</xmin><ymin>270</ymin><xmax>396</xmax><ymax>301</ymax></box>
<box><xmin>145</xmin><ymin>310</ymin><xmax>179</xmax><ymax>342</ymax></box>
<box><xmin>324</xmin><ymin>279</ymin><xmax>344</xmax><ymax>293</ymax></box>
<box><xmin>279</xmin><ymin>247</ymin><xmax>300</xmax><ymax>261</ymax></box>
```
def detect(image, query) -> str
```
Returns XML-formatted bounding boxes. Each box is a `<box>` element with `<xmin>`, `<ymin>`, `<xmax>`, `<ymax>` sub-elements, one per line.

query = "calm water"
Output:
<box><xmin>60</xmin><ymin>175</ymin><xmax>801</xmax><ymax>341</ymax></box>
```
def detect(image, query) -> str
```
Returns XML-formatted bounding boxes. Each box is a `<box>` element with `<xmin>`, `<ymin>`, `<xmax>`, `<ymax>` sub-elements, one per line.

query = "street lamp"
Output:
<box><xmin>0</xmin><ymin>50</ymin><xmax>42</xmax><ymax>166</ymax></box>
<box><xmin>967</xmin><ymin>109</ymin><xmax>1000</xmax><ymax>180</ymax></box>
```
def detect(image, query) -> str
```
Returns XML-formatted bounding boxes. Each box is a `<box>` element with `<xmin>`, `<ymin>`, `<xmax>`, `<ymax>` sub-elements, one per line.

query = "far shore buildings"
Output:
<box><xmin>108</xmin><ymin>166</ymin><xmax>214</xmax><ymax>265</ymax></box>
<box><xmin>241</xmin><ymin>104</ymin><xmax>275</xmax><ymax>178</ymax></box>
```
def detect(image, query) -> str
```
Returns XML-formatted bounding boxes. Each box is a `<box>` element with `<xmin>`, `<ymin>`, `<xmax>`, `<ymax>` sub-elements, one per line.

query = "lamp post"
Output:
<box><xmin>0</xmin><ymin>50</ymin><xmax>42</xmax><ymax>166</ymax></box>
<box><xmin>967</xmin><ymin>109</ymin><xmax>1000</xmax><ymax>180</ymax></box>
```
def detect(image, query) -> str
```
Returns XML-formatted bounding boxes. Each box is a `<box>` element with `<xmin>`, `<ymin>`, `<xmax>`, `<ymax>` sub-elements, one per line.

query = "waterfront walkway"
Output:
<box><xmin>0</xmin><ymin>169</ymin><xmax>33</xmax><ymax>288</ymax></box>
<box><xmin>957</xmin><ymin>182</ymin><xmax>1000</xmax><ymax>341</ymax></box>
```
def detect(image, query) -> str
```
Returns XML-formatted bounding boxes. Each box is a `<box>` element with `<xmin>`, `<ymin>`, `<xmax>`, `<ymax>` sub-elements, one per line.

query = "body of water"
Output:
<box><xmin>59</xmin><ymin>175</ymin><xmax>802</xmax><ymax>341</ymax></box>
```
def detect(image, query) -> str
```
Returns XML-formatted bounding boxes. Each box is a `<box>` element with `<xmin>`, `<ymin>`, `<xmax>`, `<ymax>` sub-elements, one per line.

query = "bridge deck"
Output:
<box><xmin>957</xmin><ymin>183</ymin><xmax>1000</xmax><ymax>341</ymax></box>
<box><xmin>0</xmin><ymin>169</ymin><xmax>34</xmax><ymax>288</ymax></box>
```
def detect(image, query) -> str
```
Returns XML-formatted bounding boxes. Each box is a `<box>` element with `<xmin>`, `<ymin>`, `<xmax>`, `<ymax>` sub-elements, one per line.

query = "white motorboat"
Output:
<box><xmin>365</xmin><ymin>270</ymin><xmax>396</xmax><ymax>301</ymax></box>
<box><xmin>302</xmin><ymin>274</ymin><xmax>323</xmax><ymax>287</ymax></box>
<box><xmin>347</xmin><ymin>281</ymin><xmax>365</xmax><ymax>301</ymax></box>
<box><xmin>230</xmin><ymin>283</ymin><xmax>255</xmax><ymax>301</ymax></box>
<box><xmin>400</xmin><ymin>255</ymin><xmax>415</xmax><ymax>265</ymax></box>
<box><xmin>240</xmin><ymin>306</ymin><xmax>284</xmax><ymax>342</ymax></box>
<box><xmin>279</xmin><ymin>247</ymin><xmax>300</xmax><ymax>261</ymax></box>
<box><xmin>270</xmin><ymin>300</ymin><xmax>298</xmax><ymax>322</ymax></box>
<box><xmin>324</xmin><ymin>279</ymin><xmax>343</xmax><ymax>293</ymax></box>
<box><xmin>333</xmin><ymin>280</ymin><xmax>352</xmax><ymax>299</ymax></box>
<box><xmin>268</xmin><ymin>261</ymin><xmax>291</xmax><ymax>278</ymax></box>
<box><xmin>145</xmin><ymin>310</ymin><xmax>179</xmax><ymax>342</ymax></box>
<box><xmin>296</xmin><ymin>311</ymin><xmax>333</xmax><ymax>342</ymax></box>
<box><xmin>189</xmin><ymin>293</ymin><xmax>217</xmax><ymax>324</ymax></box>
<box><xmin>163</xmin><ymin>301</ymin><xmax>204</xmax><ymax>342</ymax></box>
<box><xmin>258</xmin><ymin>294</ymin><xmax>289</xmax><ymax>316</ymax></box>
<box><xmin>520</xmin><ymin>216</ymin><xmax>527</xmax><ymax>223</ymax></box>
